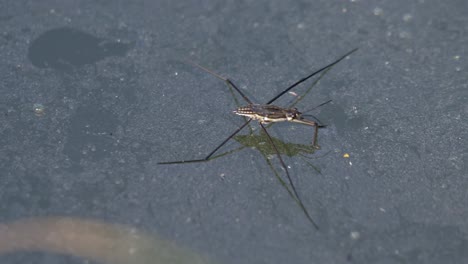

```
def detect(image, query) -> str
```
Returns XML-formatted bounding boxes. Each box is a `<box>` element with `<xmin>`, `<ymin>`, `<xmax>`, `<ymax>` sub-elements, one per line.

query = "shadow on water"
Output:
<box><xmin>28</xmin><ymin>27</ymin><xmax>132</xmax><ymax>71</ymax></box>
<box><xmin>212</xmin><ymin>128</ymin><xmax>326</xmax><ymax>227</ymax></box>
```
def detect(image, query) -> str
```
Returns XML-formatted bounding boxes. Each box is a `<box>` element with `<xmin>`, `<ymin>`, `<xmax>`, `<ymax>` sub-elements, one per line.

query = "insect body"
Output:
<box><xmin>234</xmin><ymin>104</ymin><xmax>321</xmax><ymax>147</ymax></box>
<box><xmin>235</xmin><ymin>104</ymin><xmax>301</xmax><ymax>123</ymax></box>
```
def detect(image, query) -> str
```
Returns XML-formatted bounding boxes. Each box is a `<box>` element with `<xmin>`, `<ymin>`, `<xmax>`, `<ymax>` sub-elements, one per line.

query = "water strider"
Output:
<box><xmin>159</xmin><ymin>48</ymin><xmax>358</xmax><ymax>229</ymax></box>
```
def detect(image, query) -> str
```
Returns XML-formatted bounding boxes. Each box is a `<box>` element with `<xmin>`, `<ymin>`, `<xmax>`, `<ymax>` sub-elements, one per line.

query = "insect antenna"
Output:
<box><xmin>302</xmin><ymin>99</ymin><xmax>333</xmax><ymax>114</ymax></box>
<box><xmin>298</xmin><ymin>100</ymin><xmax>333</xmax><ymax>126</ymax></box>
<box><xmin>301</xmin><ymin>114</ymin><xmax>325</xmax><ymax>127</ymax></box>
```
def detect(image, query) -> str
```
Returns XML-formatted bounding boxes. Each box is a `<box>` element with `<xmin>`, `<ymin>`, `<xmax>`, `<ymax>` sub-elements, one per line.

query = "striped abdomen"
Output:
<box><xmin>234</xmin><ymin>104</ymin><xmax>299</xmax><ymax>123</ymax></box>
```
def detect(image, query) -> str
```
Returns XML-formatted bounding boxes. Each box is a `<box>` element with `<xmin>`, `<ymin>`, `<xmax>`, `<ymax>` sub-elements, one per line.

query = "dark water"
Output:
<box><xmin>1</xmin><ymin>1</ymin><xmax>467</xmax><ymax>264</ymax></box>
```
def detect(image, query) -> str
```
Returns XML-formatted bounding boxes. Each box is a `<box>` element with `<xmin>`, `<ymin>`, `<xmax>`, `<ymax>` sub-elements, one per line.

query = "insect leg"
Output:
<box><xmin>266</xmin><ymin>48</ymin><xmax>358</xmax><ymax>105</ymax></box>
<box><xmin>312</xmin><ymin>124</ymin><xmax>320</xmax><ymax>149</ymax></box>
<box><xmin>158</xmin><ymin>119</ymin><xmax>252</xmax><ymax>164</ymax></box>
<box><xmin>187</xmin><ymin>61</ymin><xmax>253</xmax><ymax>104</ymax></box>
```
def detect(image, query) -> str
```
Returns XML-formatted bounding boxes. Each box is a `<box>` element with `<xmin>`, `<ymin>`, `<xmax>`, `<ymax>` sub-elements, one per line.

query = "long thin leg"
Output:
<box><xmin>266</xmin><ymin>48</ymin><xmax>358</xmax><ymax>105</ymax></box>
<box><xmin>158</xmin><ymin>119</ymin><xmax>252</xmax><ymax>164</ymax></box>
<box><xmin>312</xmin><ymin>125</ymin><xmax>320</xmax><ymax>149</ymax></box>
<box><xmin>187</xmin><ymin>61</ymin><xmax>253</xmax><ymax>104</ymax></box>
<box><xmin>259</xmin><ymin>123</ymin><xmax>319</xmax><ymax>229</ymax></box>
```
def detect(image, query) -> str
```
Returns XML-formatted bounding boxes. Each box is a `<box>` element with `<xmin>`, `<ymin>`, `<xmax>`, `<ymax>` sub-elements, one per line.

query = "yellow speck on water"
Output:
<box><xmin>343</xmin><ymin>153</ymin><xmax>350</xmax><ymax>158</ymax></box>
